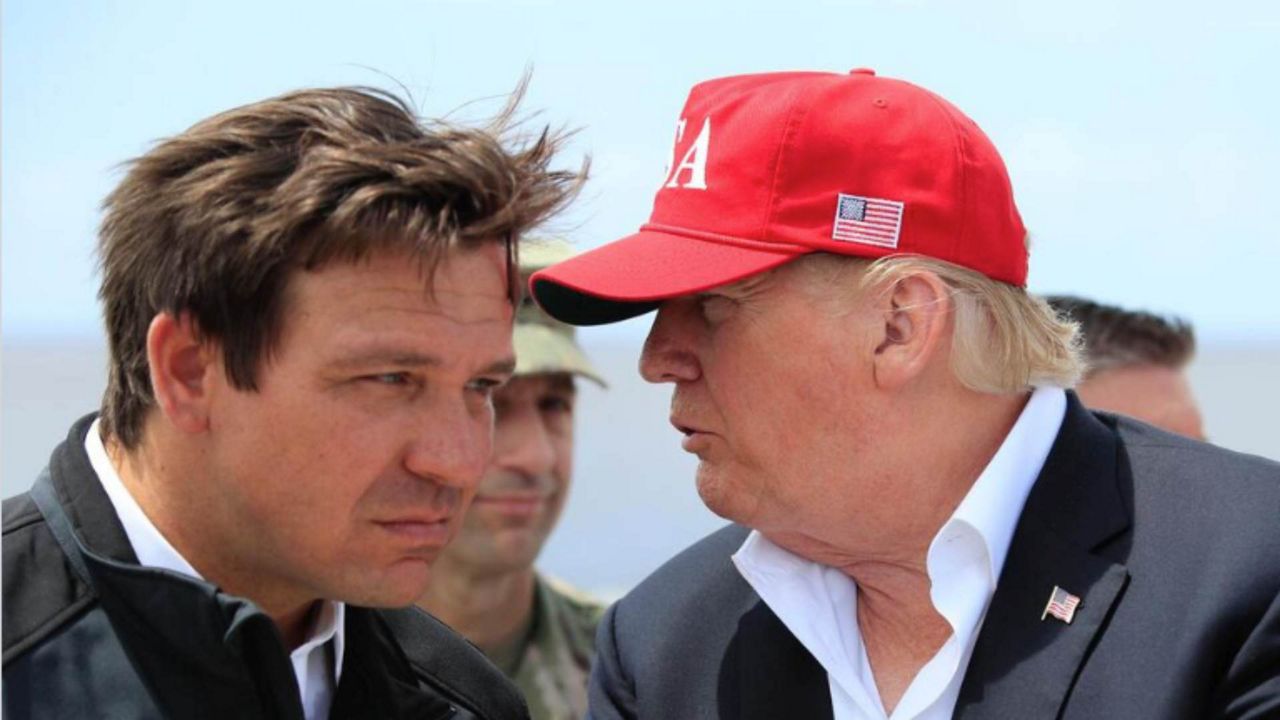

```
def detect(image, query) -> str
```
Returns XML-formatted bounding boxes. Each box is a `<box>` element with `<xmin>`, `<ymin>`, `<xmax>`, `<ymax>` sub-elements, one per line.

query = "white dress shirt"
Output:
<box><xmin>732</xmin><ymin>386</ymin><xmax>1067</xmax><ymax>719</ymax></box>
<box><xmin>86</xmin><ymin>419</ymin><xmax>346</xmax><ymax>720</ymax></box>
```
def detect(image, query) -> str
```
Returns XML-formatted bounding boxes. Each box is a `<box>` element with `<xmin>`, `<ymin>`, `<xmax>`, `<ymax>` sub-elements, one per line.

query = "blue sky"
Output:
<box><xmin>4</xmin><ymin>0</ymin><xmax>1278</xmax><ymax>343</ymax></box>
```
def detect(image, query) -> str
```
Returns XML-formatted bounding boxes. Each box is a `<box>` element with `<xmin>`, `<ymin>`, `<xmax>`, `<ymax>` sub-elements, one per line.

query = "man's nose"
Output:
<box><xmin>494</xmin><ymin>404</ymin><xmax>557</xmax><ymax>478</ymax></box>
<box><xmin>639</xmin><ymin>299</ymin><xmax>702</xmax><ymax>385</ymax></box>
<box><xmin>404</xmin><ymin>399</ymin><xmax>491</xmax><ymax>489</ymax></box>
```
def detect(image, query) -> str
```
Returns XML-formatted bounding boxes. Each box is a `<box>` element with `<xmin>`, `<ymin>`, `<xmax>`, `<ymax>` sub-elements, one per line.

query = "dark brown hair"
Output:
<box><xmin>1045</xmin><ymin>295</ymin><xmax>1195</xmax><ymax>375</ymax></box>
<box><xmin>99</xmin><ymin>85</ymin><xmax>583</xmax><ymax>447</ymax></box>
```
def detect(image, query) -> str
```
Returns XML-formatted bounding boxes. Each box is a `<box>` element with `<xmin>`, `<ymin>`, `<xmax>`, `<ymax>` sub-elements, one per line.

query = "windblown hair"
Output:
<box><xmin>1044</xmin><ymin>295</ymin><xmax>1195</xmax><ymax>375</ymax></box>
<box><xmin>99</xmin><ymin>84</ymin><xmax>584</xmax><ymax>448</ymax></box>
<box><xmin>799</xmin><ymin>252</ymin><xmax>1085</xmax><ymax>393</ymax></box>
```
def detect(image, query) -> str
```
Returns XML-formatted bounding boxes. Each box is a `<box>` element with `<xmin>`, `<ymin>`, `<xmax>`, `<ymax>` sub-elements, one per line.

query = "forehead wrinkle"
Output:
<box><xmin>315</xmin><ymin>260</ymin><xmax>509</xmax><ymax>308</ymax></box>
<box><xmin>328</xmin><ymin>275</ymin><xmax>511</xmax><ymax>326</ymax></box>
<box><xmin>712</xmin><ymin>269</ymin><xmax>775</xmax><ymax>299</ymax></box>
<box><xmin>360</xmin><ymin>301</ymin><xmax>513</xmax><ymax>327</ymax></box>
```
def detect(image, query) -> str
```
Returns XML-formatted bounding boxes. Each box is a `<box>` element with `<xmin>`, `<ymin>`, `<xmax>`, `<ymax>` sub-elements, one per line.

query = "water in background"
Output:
<box><xmin>4</xmin><ymin>335</ymin><xmax>1277</xmax><ymax>597</ymax></box>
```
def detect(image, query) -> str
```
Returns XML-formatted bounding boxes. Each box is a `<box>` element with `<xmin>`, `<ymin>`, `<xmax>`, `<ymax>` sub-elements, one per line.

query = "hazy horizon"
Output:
<box><xmin>5</xmin><ymin>333</ymin><xmax>1277</xmax><ymax>597</ymax></box>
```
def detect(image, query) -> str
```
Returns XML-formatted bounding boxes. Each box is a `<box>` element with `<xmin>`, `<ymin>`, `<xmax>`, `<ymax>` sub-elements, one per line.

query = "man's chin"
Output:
<box><xmin>341</xmin><ymin>558</ymin><xmax>436</xmax><ymax>608</ymax></box>
<box><xmin>696</xmin><ymin>470</ymin><xmax>753</xmax><ymax>525</ymax></box>
<box><xmin>481</xmin><ymin>541</ymin><xmax>544</xmax><ymax>574</ymax></box>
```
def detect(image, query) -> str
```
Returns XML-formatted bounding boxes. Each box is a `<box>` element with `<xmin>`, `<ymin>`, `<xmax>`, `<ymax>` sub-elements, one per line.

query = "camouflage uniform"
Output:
<box><xmin>499</xmin><ymin>240</ymin><xmax>607</xmax><ymax>719</ymax></box>
<box><xmin>490</xmin><ymin>574</ymin><xmax>606</xmax><ymax>720</ymax></box>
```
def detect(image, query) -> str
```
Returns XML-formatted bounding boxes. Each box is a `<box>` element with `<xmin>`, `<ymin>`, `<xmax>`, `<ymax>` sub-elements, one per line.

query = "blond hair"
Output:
<box><xmin>800</xmin><ymin>253</ymin><xmax>1084</xmax><ymax>393</ymax></box>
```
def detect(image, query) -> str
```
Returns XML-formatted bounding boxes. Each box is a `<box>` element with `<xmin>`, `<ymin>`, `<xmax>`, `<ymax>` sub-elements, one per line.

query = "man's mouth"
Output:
<box><xmin>670</xmin><ymin>415</ymin><xmax>702</xmax><ymax>436</ymax></box>
<box><xmin>672</xmin><ymin>416</ymin><xmax>713</xmax><ymax>452</ymax></box>
<box><xmin>472</xmin><ymin>492</ymin><xmax>549</xmax><ymax>518</ymax></box>
<box><xmin>374</xmin><ymin>516</ymin><xmax>453</xmax><ymax>546</ymax></box>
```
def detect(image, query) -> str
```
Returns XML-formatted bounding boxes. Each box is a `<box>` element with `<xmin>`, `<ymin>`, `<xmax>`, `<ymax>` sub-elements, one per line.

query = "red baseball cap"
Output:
<box><xmin>531</xmin><ymin>69</ymin><xmax>1027</xmax><ymax>325</ymax></box>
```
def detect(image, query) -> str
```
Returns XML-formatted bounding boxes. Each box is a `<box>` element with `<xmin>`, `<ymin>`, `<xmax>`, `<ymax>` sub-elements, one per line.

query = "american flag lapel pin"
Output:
<box><xmin>1041</xmin><ymin>585</ymin><xmax>1081</xmax><ymax>624</ymax></box>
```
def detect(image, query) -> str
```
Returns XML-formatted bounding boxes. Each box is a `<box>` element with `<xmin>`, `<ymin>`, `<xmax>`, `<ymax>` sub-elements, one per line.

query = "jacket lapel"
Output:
<box><xmin>375</xmin><ymin>606</ymin><xmax>530</xmax><ymax>719</ymax></box>
<box><xmin>46</xmin><ymin>415</ymin><xmax>302</xmax><ymax>718</ymax></box>
<box><xmin>331</xmin><ymin>609</ymin><xmax>458</xmax><ymax>720</ymax></box>
<box><xmin>955</xmin><ymin>394</ymin><xmax>1132</xmax><ymax>719</ymax></box>
<box><xmin>49</xmin><ymin>414</ymin><xmax>139</xmax><ymax>564</ymax></box>
<box><xmin>721</xmin><ymin>600</ymin><xmax>833</xmax><ymax>720</ymax></box>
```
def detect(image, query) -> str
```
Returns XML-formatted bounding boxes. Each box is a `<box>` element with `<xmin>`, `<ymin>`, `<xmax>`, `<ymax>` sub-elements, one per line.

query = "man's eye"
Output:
<box><xmin>365</xmin><ymin>372</ymin><xmax>410</xmax><ymax>386</ymax></box>
<box><xmin>539</xmin><ymin>396</ymin><xmax>574</xmax><ymax>414</ymax></box>
<box><xmin>466</xmin><ymin>378</ymin><xmax>504</xmax><ymax>397</ymax></box>
<box><xmin>698</xmin><ymin>294</ymin><xmax>735</xmax><ymax>322</ymax></box>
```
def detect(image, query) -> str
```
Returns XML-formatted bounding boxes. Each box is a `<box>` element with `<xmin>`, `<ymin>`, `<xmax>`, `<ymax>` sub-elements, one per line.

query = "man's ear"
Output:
<box><xmin>146</xmin><ymin>312</ymin><xmax>217</xmax><ymax>434</ymax></box>
<box><xmin>871</xmin><ymin>272</ymin><xmax>953</xmax><ymax>390</ymax></box>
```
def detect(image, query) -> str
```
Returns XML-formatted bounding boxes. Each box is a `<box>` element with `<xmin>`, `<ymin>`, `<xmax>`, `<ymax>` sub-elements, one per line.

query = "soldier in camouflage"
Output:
<box><xmin>418</xmin><ymin>240</ymin><xmax>607</xmax><ymax>720</ymax></box>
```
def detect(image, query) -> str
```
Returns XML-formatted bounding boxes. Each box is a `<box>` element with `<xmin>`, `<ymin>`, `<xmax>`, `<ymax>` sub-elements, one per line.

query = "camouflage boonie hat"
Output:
<box><xmin>517</xmin><ymin>241</ymin><xmax>606</xmax><ymax>387</ymax></box>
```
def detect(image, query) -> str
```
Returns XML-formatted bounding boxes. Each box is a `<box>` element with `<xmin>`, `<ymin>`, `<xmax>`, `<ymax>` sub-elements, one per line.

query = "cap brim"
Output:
<box><xmin>513</xmin><ymin>324</ymin><xmax>607</xmax><ymax>388</ymax></box>
<box><xmin>530</xmin><ymin>229</ymin><xmax>804</xmax><ymax>326</ymax></box>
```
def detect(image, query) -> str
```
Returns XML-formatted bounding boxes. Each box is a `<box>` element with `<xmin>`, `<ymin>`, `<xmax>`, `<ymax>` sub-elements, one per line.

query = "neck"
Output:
<box><xmin>896</xmin><ymin>386</ymin><xmax>1027</xmax><ymax>562</ymax></box>
<box><xmin>107</xmin><ymin>429</ymin><xmax>320</xmax><ymax>650</ymax></box>
<box><xmin>772</xmin><ymin>386</ymin><xmax>1029</xmax><ymax>606</ymax></box>
<box><xmin>844</xmin><ymin>556</ymin><xmax>943</xmax><ymax>629</ymax></box>
<box><xmin>766</xmin><ymin>385</ymin><xmax>1031</xmax><ymax>715</ymax></box>
<box><xmin>851</xmin><ymin>558</ymin><xmax>953</xmax><ymax>714</ymax></box>
<box><xmin>904</xmin><ymin>385</ymin><xmax>1030</xmax><ymax>545</ymax></box>
<box><xmin>417</xmin><ymin>557</ymin><xmax>537</xmax><ymax>654</ymax></box>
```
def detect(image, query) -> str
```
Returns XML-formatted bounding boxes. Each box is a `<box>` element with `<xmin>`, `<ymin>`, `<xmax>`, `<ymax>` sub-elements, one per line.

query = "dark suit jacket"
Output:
<box><xmin>588</xmin><ymin>395</ymin><xmax>1280</xmax><ymax>719</ymax></box>
<box><xmin>3</xmin><ymin>414</ymin><xmax>529</xmax><ymax>719</ymax></box>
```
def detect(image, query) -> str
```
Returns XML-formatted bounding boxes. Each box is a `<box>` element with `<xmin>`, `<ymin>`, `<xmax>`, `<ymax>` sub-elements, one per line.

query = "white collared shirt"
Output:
<box><xmin>732</xmin><ymin>386</ymin><xmax>1067</xmax><ymax>720</ymax></box>
<box><xmin>86</xmin><ymin>419</ymin><xmax>346</xmax><ymax>720</ymax></box>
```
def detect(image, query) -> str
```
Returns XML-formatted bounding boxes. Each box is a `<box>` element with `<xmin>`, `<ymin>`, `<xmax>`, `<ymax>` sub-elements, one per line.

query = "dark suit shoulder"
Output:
<box><xmin>1114</xmin><ymin>416</ymin><xmax>1280</xmax><ymax>543</ymax></box>
<box><xmin>593</xmin><ymin>525</ymin><xmax>830</xmax><ymax>718</ymax></box>
<box><xmin>1103</xmin><ymin>415</ymin><xmax>1280</xmax><ymax>665</ymax></box>
<box><xmin>376</xmin><ymin>606</ymin><xmax>529</xmax><ymax>719</ymax></box>
<box><xmin>609</xmin><ymin>524</ymin><xmax>757</xmax><ymax>661</ymax></box>
<box><xmin>640</xmin><ymin>523</ymin><xmax>750</xmax><ymax>581</ymax></box>
<box><xmin>1116</xmin><ymin>414</ymin><xmax>1280</xmax><ymax>477</ymax></box>
<box><xmin>622</xmin><ymin>524</ymin><xmax>751</xmax><ymax>609</ymax></box>
<box><xmin>2</xmin><ymin>491</ymin><xmax>95</xmax><ymax>664</ymax></box>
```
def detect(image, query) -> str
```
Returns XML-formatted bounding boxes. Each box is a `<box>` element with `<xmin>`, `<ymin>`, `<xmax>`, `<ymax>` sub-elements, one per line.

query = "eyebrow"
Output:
<box><xmin>331</xmin><ymin>350</ymin><xmax>517</xmax><ymax>377</ymax></box>
<box><xmin>486</xmin><ymin>357</ymin><xmax>518</xmax><ymax>376</ymax></box>
<box><xmin>697</xmin><ymin>277</ymin><xmax>766</xmax><ymax>302</ymax></box>
<box><xmin>330</xmin><ymin>350</ymin><xmax>441</xmax><ymax>370</ymax></box>
<box><xmin>546</xmin><ymin>374</ymin><xmax>578</xmax><ymax>394</ymax></box>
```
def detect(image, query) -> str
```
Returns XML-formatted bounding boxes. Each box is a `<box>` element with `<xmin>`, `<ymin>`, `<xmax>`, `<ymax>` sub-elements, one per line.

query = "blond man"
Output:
<box><xmin>531</xmin><ymin>70</ymin><xmax>1280</xmax><ymax>719</ymax></box>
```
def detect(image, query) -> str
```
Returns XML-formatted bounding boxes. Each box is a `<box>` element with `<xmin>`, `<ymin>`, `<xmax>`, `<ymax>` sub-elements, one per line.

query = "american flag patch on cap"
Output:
<box><xmin>832</xmin><ymin>193</ymin><xmax>904</xmax><ymax>248</ymax></box>
<box><xmin>1041</xmin><ymin>585</ymin><xmax>1081</xmax><ymax>624</ymax></box>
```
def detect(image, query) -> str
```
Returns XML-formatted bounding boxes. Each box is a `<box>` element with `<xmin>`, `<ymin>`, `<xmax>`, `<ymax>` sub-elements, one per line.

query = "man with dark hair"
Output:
<box><xmin>3</xmin><ymin>86</ymin><xmax>580</xmax><ymax>719</ymax></box>
<box><xmin>419</xmin><ymin>240</ymin><xmax>608</xmax><ymax>720</ymax></box>
<box><xmin>532</xmin><ymin>70</ymin><xmax>1279</xmax><ymax>718</ymax></box>
<box><xmin>1046</xmin><ymin>295</ymin><xmax>1204</xmax><ymax>440</ymax></box>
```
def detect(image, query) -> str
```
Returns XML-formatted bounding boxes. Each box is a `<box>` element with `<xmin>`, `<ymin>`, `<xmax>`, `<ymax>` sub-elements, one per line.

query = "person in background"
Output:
<box><xmin>419</xmin><ymin>240</ymin><xmax>608</xmax><ymax>720</ymax></box>
<box><xmin>3</xmin><ymin>85</ymin><xmax>582</xmax><ymax>719</ymax></box>
<box><xmin>1045</xmin><ymin>295</ymin><xmax>1205</xmax><ymax>440</ymax></box>
<box><xmin>531</xmin><ymin>69</ymin><xmax>1280</xmax><ymax>719</ymax></box>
